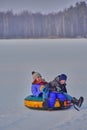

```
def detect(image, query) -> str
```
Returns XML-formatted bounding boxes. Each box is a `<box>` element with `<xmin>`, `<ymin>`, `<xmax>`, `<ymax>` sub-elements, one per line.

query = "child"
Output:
<box><xmin>42</xmin><ymin>74</ymin><xmax>84</xmax><ymax>109</ymax></box>
<box><xmin>31</xmin><ymin>71</ymin><xmax>47</xmax><ymax>97</ymax></box>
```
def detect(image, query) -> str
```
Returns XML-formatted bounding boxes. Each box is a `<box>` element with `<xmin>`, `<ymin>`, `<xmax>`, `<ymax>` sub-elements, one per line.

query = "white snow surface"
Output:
<box><xmin>0</xmin><ymin>39</ymin><xmax>87</xmax><ymax>130</ymax></box>
<box><xmin>0</xmin><ymin>106</ymin><xmax>87</xmax><ymax>130</ymax></box>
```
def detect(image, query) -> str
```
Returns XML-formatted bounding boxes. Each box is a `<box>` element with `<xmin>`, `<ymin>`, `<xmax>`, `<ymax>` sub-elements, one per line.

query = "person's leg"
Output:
<box><xmin>42</xmin><ymin>87</ymin><xmax>50</xmax><ymax>109</ymax></box>
<box><xmin>42</xmin><ymin>87</ymin><xmax>49</xmax><ymax>100</ymax></box>
<box><xmin>48</xmin><ymin>92</ymin><xmax>57</xmax><ymax>108</ymax></box>
<box><xmin>63</xmin><ymin>93</ymin><xmax>73</xmax><ymax>101</ymax></box>
<box><xmin>63</xmin><ymin>93</ymin><xmax>84</xmax><ymax>107</ymax></box>
<box><xmin>56</xmin><ymin>92</ymin><xmax>66</xmax><ymax>108</ymax></box>
<box><xmin>57</xmin><ymin>92</ymin><xmax>66</xmax><ymax>101</ymax></box>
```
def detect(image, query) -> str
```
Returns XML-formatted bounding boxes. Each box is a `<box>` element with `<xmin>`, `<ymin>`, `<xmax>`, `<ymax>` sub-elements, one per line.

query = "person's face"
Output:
<box><xmin>59</xmin><ymin>80</ymin><xmax>66</xmax><ymax>84</ymax></box>
<box><xmin>36</xmin><ymin>76</ymin><xmax>42</xmax><ymax>82</ymax></box>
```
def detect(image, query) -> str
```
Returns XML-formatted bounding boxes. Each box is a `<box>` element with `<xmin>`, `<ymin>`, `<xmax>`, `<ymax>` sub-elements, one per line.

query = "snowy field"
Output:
<box><xmin>0</xmin><ymin>39</ymin><xmax>87</xmax><ymax>130</ymax></box>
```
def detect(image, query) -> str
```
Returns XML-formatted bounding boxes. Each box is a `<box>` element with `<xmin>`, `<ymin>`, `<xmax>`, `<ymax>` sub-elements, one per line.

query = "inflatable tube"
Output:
<box><xmin>24</xmin><ymin>95</ymin><xmax>72</xmax><ymax>110</ymax></box>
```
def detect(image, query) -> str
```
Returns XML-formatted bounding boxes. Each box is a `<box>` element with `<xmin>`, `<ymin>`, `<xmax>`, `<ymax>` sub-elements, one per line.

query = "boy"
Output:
<box><xmin>42</xmin><ymin>74</ymin><xmax>84</xmax><ymax>109</ymax></box>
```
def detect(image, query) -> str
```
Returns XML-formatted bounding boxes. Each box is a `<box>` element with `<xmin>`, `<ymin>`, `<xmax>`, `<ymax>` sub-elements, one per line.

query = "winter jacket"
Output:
<box><xmin>31</xmin><ymin>82</ymin><xmax>47</xmax><ymax>97</ymax></box>
<box><xmin>48</xmin><ymin>79</ymin><xmax>67</xmax><ymax>93</ymax></box>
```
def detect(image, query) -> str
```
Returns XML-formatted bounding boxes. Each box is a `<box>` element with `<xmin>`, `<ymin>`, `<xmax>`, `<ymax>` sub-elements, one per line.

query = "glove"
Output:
<box><xmin>42</xmin><ymin>84</ymin><xmax>49</xmax><ymax>92</ymax></box>
<box><xmin>39</xmin><ymin>85</ymin><xmax>44</xmax><ymax>92</ymax></box>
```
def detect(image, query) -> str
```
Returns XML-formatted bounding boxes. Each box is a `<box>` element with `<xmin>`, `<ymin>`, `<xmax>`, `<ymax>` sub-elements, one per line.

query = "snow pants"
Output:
<box><xmin>48</xmin><ymin>92</ymin><xmax>66</xmax><ymax>108</ymax></box>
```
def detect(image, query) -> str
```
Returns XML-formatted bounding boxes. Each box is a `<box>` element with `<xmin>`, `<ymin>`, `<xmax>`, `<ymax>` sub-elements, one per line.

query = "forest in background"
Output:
<box><xmin>0</xmin><ymin>1</ymin><xmax>87</xmax><ymax>39</ymax></box>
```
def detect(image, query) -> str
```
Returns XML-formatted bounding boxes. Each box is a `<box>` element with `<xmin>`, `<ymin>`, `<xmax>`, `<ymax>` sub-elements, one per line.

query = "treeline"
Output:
<box><xmin>0</xmin><ymin>1</ymin><xmax>87</xmax><ymax>38</ymax></box>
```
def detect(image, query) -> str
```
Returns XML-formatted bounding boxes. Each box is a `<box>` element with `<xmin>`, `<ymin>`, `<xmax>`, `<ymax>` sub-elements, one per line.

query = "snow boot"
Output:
<box><xmin>42</xmin><ymin>99</ymin><xmax>49</xmax><ymax>110</ymax></box>
<box><xmin>60</xmin><ymin>101</ymin><xmax>64</xmax><ymax>109</ymax></box>
<box><xmin>78</xmin><ymin>96</ymin><xmax>84</xmax><ymax>107</ymax></box>
<box><xmin>71</xmin><ymin>97</ymin><xmax>84</xmax><ymax>108</ymax></box>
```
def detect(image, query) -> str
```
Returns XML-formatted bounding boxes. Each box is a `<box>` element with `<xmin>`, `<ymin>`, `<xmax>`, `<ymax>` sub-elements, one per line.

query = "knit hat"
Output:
<box><xmin>59</xmin><ymin>74</ymin><xmax>67</xmax><ymax>81</ymax></box>
<box><xmin>32</xmin><ymin>71</ymin><xmax>42</xmax><ymax>81</ymax></box>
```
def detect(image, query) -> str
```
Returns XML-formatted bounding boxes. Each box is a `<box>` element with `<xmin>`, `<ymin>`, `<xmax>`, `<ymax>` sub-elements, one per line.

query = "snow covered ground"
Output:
<box><xmin>0</xmin><ymin>106</ymin><xmax>87</xmax><ymax>130</ymax></box>
<box><xmin>0</xmin><ymin>39</ymin><xmax>87</xmax><ymax>130</ymax></box>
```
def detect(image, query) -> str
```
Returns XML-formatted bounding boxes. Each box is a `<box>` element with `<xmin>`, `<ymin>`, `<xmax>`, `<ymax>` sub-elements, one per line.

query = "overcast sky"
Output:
<box><xmin>0</xmin><ymin>0</ymin><xmax>87</xmax><ymax>13</ymax></box>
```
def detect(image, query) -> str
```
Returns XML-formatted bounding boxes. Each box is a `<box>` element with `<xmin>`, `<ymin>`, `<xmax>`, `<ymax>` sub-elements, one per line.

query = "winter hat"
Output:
<box><xmin>59</xmin><ymin>74</ymin><xmax>67</xmax><ymax>81</ymax></box>
<box><xmin>32</xmin><ymin>71</ymin><xmax>42</xmax><ymax>81</ymax></box>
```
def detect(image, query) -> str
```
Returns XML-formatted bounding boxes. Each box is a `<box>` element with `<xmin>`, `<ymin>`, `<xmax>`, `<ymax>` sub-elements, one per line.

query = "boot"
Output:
<box><xmin>42</xmin><ymin>99</ymin><xmax>49</xmax><ymax>110</ymax></box>
<box><xmin>60</xmin><ymin>101</ymin><xmax>64</xmax><ymax>109</ymax></box>
<box><xmin>71</xmin><ymin>97</ymin><xmax>84</xmax><ymax>107</ymax></box>
<box><xmin>78</xmin><ymin>97</ymin><xmax>84</xmax><ymax>107</ymax></box>
<box><xmin>71</xmin><ymin>97</ymin><xmax>79</xmax><ymax>106</ymax></box>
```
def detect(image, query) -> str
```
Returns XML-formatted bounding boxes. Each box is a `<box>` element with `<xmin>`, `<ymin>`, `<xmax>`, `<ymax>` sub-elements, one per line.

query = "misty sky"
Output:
<box><xmin>0</xmin><ymin>0</ymin><xmax>87</xmax><ymax>13</ymax></box>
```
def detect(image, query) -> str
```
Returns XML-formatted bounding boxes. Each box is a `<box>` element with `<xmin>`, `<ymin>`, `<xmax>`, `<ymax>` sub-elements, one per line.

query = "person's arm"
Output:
<box><xmin>49</xmin><ymin>80</ymin><xmax>58</xmax><ymax>91</ymax></box>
